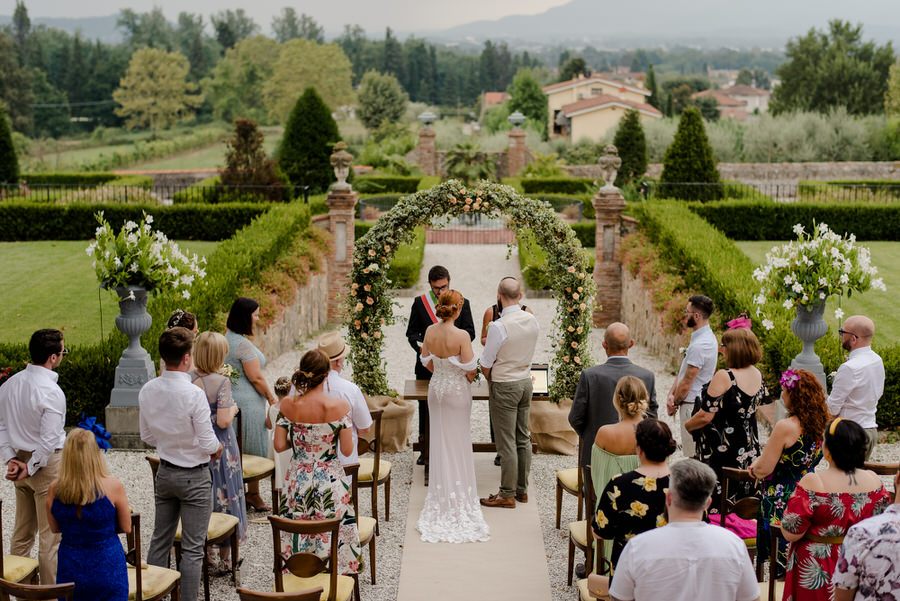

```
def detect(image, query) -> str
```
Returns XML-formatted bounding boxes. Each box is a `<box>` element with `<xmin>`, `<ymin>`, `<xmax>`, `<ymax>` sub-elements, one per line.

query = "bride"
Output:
<box><xmin>416</xmin><ymin>289</ymin><xmax>490</xmax><ymax>543</ymax></box>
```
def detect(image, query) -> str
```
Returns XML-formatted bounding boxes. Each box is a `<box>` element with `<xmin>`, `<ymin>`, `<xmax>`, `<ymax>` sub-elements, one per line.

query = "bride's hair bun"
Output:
<box><xmin>435</xmin><ymin>289</ymin><xmax>463</xmax><ymax>320</ymax></box>
<box><xmin>614</xmin><ymin>376</ymin><xmax>650</xmax><ymax>418</ymax></box>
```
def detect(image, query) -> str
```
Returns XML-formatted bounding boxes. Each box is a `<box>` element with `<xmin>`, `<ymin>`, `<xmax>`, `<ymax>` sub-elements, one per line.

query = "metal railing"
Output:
<box><xmin>0</xmin><ymin>183</ymin><xmax>311</xmax><ymax>205</ymax></box>
<box><xmin>642</xmin><ymin>181</ymin><xmax>900</xmax><ymax>203</ymax></box>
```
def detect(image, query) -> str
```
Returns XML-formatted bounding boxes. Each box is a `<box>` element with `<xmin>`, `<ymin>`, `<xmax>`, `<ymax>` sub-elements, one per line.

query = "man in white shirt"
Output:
<box><xmin>316</xmin><ymin>331</ymin><xmax>372</xmax><ymax>465</ymax></box>
<box><xmin>827</xmin><ymin>315</ymin><xmax>884</xmax><ymax>459</ymax></box>
<box><xmin>0</xmin><ymin>329</ymin><xmax>67</xmax><ymax>584</ymax></box>
<box><xmin>480</xmin><ymin>277</ymin><xmax>540</xmax><ymax>509</ymax></box>
<box><xmin>609</xmin><ymin>459</ymin><xmax>760</xmax><ymax>601</ymax></box>
<box><xmin>140</xmin><ymin>327</ymin><xmax>222</xmax><ymax>601</ymax></box>
<box><xmin>667</xmin><ymin>295</ymin><xmax>718</xmax><ymax>457</ymax></box>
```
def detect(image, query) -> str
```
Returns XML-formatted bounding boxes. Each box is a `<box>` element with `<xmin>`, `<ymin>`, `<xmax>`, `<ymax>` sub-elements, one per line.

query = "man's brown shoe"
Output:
<box><xmin>515</xmin><ymin>493</ymin><xmax>528</xmax><ymax>503</ymax></box>
<box><xmin>480</xmin><ymin>493</ymin><xmax>516</xmax><ymax>508</ymax></box>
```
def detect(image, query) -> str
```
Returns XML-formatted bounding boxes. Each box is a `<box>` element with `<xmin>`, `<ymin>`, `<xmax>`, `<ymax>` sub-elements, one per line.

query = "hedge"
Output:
<box><xmin>520</xmin><ymin>177</ymin><xmax>596</xmax><ymax>195</ymax></box>
<box><xmin>0</xmin><ymin>202</ymin><xmax>270</xmax><ymax>241</ymax></box>
<box><xmin>172</xmin><ymin>176</ymin><xmax>221</xmax><ymax>204</ymax></box>
<box><xmin>799</xmin><ymin>179</ymin><xmax>900</xmax><ymax>196</ymax></box>
<box><xmin>635</xmin><ymin>199</ymin><xmax>900</xmax><ymax>427</ymax></box>
<box><xmin>571</xmin><ymin>222</ymin><xmax>594</xmax><ymax>248</ymax></box>
<box><xmin>353</xmin><ymin>175</ymin><xmax>422</xmax><ymax>194</ymax></box>
<box><xmin>689</xmin><ymin>200</ymin><xmax>900</xmax><ymax>241</ymax></box>
<box><xmin>354</xmin><ymin>222</ymin><xmax>425</xmax><ymax>288</ymax></box>
<box><xmin>518</xmin><ymin>228</ymin><xmax>594</xmax><ymax>290</ymax></box>
<box><xmin>171</xmin><ymin>175</ymin><xmax>295</xmax><ymax>204</ymax></box>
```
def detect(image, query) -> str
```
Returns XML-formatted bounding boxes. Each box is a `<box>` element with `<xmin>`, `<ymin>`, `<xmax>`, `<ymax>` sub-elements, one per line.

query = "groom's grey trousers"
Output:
<box><xmin>490</xmin><ymin>378</ymin><xmax>533</xmax><ymax>498</ymax></box>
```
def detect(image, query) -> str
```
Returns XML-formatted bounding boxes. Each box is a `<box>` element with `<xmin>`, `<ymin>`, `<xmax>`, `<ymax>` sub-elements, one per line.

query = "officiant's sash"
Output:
<box><xmin>421</xmin><ymin>293</ymin><xmax>438</xmax><ymax>324</ymax></box>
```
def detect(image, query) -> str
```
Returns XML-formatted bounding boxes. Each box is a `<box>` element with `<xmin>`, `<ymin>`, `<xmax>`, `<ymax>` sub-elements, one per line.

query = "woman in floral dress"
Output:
<box><xmin>748</xmin><ymin>369</ymin><xmax>827</xmax><ymax>575</ymax></box>
<box><xmin>781</xmin><ymin>418</ymin><xmax>891</xmax><ymax>601</ymax></box>
<box><xmin>274</xmin><ymin>350</ymin><xmax>361</xmax><ymax>575</ymax></box>
<box><xmin>685</xmin><ymin>326</ymin><xmax>770</xmax><ymax>512</ymax></box>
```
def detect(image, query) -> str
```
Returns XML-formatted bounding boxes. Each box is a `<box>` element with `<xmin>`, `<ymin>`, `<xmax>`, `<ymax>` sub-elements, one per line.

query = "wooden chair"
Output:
<box><xmin>125</xmin><ymin>512</ymin><xmax>181</xmax><ymax>601</ymax></box>
<box><xmin>567</xmin><ymin>464</ymin><xmax>595</xmax><ymax>586</ymax></box>
<box><xmin>268</xmin><ymin>516</ymin><xmax>354</xmax><ymax>601</ymax></box>
<box><xmin>236</xmin><ymin>409</ymin><xmax>278</xmax><ymax>511</ymax></box>
<box><xmin>343</xmin><ymin>464</ymin><xmax>376</xmax><ymax>601</ymax></box>
<box><xmin>720</xmin><ymin>467</ymin><xmax>761</xmax><ymax>569</ymax></box>
<box><xmin>865</xmin><ymin>461</ymin><xmax>899</xmax><ymax>500</ymax></box>
<box><xmin>556</xmin><ymin>436</ymin><xmax>584</xmax><ymax>529</ymax></box>
<box><xmin>357</xmin><ymin>409</ymin><xmax>391</xmax><ymax>535</ymax></box>
<box><xmin>236</xmin><ymin>588</ymin><xmax>323</xmax><ymax>601</ymax></box>
<box><xmin>0</xmin><ymin>578</ymin><xmax>74</xmax><ymax>600</ymax></box>
<box><xmin>758</xmin><ymin>525</ymin><xmax>787</xmax><ymax>601</ymax></box>
<box><xmin>145</xmin><ymin>456</ymin><xmax>241</xmax><ymax>601</ymax></box>
<box><xmin>0</xmin><ymin>500</ymin><xmax>38</xmax><ymax>585</ymax></box>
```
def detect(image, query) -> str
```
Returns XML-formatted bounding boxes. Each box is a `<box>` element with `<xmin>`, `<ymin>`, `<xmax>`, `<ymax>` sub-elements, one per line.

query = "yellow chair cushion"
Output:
<box><xmin>358</xmin><ymin>458</ymin><xmax>391</xmax><ymax>482</ymax></box>
<box><xmin>3</xmin><ymin>554</ymin><xmax>38</xmax><ymax>582</ymax></box>
<box><xmin>569</xmin><ymin>520</ymin><xmax>589</xmax><ymax>547</ymax></box>
<box><xmin>281</xmin><ymin>572</ymin><xmax>355</xmax><ymax>601</ymax></box>
<box><xmin>174</xmin><ymin>512</ymin><xmax>239</xmax><ymax>542</ymax></box>
<box><xmin>759</xmin><ymin>580</ymin><xmax>785</xmax><ymax>601</ymax></box>
<box><xmin>243</xmin><ymin>454</ymin><xmax>275</xmax><ymax>479</ymax></box>
<box><xmin>743</xmin><ymin>537</ymin><xmax>757</xmax><ymax>548</ymax></box>
<box><xmin>127</xmin><ymin>564</ymin><xmax>180</xmax><ymax>600</ymax></box>
<box><xmin>557</xmin><ymin>467</ymin><xmax>579</xmax><ymax>491</ymax></box>
<box><xmin>358</xmin><ymin>516</ymin><xmax>376</xmax><ymax>543</ymax></box>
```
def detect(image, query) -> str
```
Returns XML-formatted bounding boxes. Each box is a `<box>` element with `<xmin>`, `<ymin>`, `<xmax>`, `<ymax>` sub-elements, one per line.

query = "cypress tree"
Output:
<box><xmin>659</xmin><ymin>107</ymin><xmax>720</xmax><ymax>201</ymax></box>
<box><xmin>277</xmin><ymin>87</ymin><xmax>341</xmax><ymax>194</ymax></box>
<box><xmin>0</xmin><ymin>102</ymin><xmax>19</xmax><ymax>185</ymax></box>
<box><xmin>611</xmin><ymin>109</ymin><xmax>648</xmax><ymax>188</ymax></box>
<box><xmin>645</xmin><ymin>63</ymin><xmax>660</xmax><ymax>110</ymax></box>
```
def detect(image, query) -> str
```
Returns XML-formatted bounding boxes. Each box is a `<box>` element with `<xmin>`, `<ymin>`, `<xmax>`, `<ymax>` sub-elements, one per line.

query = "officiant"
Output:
<box><xmin>406</xmin><ymin>265</ymin><xmax>475</xmax><ymax>465</ymax></box>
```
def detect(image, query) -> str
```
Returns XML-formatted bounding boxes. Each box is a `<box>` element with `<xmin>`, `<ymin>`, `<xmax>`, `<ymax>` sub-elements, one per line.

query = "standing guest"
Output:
<box><xmin>406</xmin><ymin>265</ymin><xmax>475</xmax><ymax>466</ymax></box>
<box><xmin>275</xmin><ymin>350</ymin><xmax>361</xmax><ymax>574</ymax></box>
<box><xmin>832</xmin><ymin>469</ymin><xmax>900</xmax><ymax>601</ymax></box>
<box><xmin>608</xmin><ymin>459</ymin><xmax>760</xmax><ymax>601</ymax></box>
<box><xmin>160</xmin><ymin>309</ymin><xmax>198</xmax><ymax>374</ymax></box>
<box><xmin>267</xmin><ymin>376</ymin><xmax>292</xmax><ymax>498</ymax></box>
<box><xmin>569</xmin><ymin>322</ymin><xmax>657</xmax><ymax>471</ymax></box>
<box><xmin>225</xmin><ymin>297</ymin><xmax>276</xmax><ymax>511</ymax></box>
<box><xmin>666</xmin><ymin>295</ymin><xmax>718</xmax><ymax>457</ymax></box>
<box><xmin>748</xmin><ymin>369</ymin><xmax>827</xmax><ymax>575</ymax></box>
<box><xmin>0</xmin><ymin>328</ymin><xmax>67</xmax><ymax>584</ymax></box>
<box><xmin>479</xmin><ymin>277</ymin><xmax>539</xmax><ymax>509</ymax></box>
<box><xmin>316</xmin><ymin>331</ymin><xmax>373</xmax><ymax>466</ymax></box>
<box><xmin>47</xmin><ymin>426</ymin><xmax>131</xmax><ymax>601</ymax></box>
<box><xmin>780</xmin><ymin>418</ymin><xmax>891</xmax><ymax>601</ymax></box>
<box><xmin>189</xmin><ymin>331</ymin><xmax>247</xmax><ymax>573</ymax></box>
<box><xmin>685</xmin><ymin>324</ymin><xmax>769</xmax><ymax>512</ymax></box>
<box><xmin>827</xmin><ymin>315</ymin><xmax>884</xmax><ymax>460</ymax></box>
<box><xmin>140</xmin><ymin>327</ymin><xmax>223</xmax><ymax>601</ymax></box>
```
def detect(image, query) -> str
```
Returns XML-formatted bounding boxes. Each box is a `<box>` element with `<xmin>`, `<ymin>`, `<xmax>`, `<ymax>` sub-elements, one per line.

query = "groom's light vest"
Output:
<box><xmin>491</xmin><ymin>309</ymin><xmax>539</xmax><ymax>382</ymax></box>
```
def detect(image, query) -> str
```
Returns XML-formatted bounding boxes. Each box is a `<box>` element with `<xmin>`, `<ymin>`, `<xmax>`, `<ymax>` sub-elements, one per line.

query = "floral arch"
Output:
<box><xmin>345</xmin><ymin>179</ymin><xmax>595</xmax><ymax>402</ymax></box>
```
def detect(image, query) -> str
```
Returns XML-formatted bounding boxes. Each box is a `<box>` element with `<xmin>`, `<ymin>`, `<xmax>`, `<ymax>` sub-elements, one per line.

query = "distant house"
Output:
<box><xmin>692</xmin><ymin>85</ymin><xmax>771</xmax><ymax>121</ymax></box>
<box><xmin>543</xmin><ymin>74</ymin><xmax>661</xmax><ymax>141</ymax></box>
<box><xmin>483</xmin><ymin>92</ymin><xmax>511</xmax><ymax>107</ymax></box>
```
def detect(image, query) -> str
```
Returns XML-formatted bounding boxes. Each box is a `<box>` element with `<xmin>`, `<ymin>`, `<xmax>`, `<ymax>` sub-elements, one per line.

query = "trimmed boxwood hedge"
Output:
<box><xmin>520</xmin><ymin>177</ymin><xmax>595</xmax><ymax>195</ymax></box>
<box><xmin>353</xmin><ymin>175</ymin><xmax>422</xmax><ymax>194</ymax></box>
<box><xmin>354</xmin><ymin>221</ymin><xmax>425</xmax><ymax>288</ymax></box>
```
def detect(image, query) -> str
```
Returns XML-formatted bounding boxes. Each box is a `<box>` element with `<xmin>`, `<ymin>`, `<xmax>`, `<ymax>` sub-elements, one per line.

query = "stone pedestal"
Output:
<box><xmin>417</xmin><ymin>129</ymin><xmax>437</xmax><ymax>176</ymax></box>
<box><xmin>592</xmin><ymin>188</ymin><xmax>627</xmax><ymax>326</ymax></box>
<box><xmin>507</xmin><ymin>129</ymin><xmax>529</xmax><ymax>177</ymax></box>
<box><xmin>326</xmin><ymin>188</ymin><xmax>358</xmax><ymax>322</ymax></box>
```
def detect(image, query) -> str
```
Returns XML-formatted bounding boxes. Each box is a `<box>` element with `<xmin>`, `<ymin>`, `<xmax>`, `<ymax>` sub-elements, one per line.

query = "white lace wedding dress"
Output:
<box><xmin>416</xmin><ymin>354</ymin><xmax>490</xmax><ymax>543</ymax></box>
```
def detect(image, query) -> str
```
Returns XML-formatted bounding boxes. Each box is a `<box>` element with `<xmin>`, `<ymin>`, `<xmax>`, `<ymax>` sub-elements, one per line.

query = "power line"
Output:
<box><xmin>32</xmin><ymin>99</ymin><xmax>117</xmax><ymax>108</ymax></box>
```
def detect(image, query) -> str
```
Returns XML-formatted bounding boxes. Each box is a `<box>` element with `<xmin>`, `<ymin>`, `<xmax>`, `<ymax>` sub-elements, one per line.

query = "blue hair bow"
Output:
<box><xmin>78</xmin><ymin>414</ymin><xmax>112</xmax><ymax>452</ymax></box>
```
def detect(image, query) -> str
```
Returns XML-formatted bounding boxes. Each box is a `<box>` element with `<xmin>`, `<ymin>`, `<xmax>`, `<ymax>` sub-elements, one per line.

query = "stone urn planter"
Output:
<box><xmin>109</xmin><ymin>285</ymin><xmax>156</xmax><ymax>407</ymax></box>
<box><xmin>365</xmin><ymin>394</ymin><xmax>416</xmax><ymax>453</ymax></box>
<box><xmin>529</xmin><ymin>397</ymin><xmax>577</xmax><ymax>455</ymax></box>
<box><xmin>789</xmin><ymin>300</ymin><xmax>828</xmax><ymax>391</ymax></box>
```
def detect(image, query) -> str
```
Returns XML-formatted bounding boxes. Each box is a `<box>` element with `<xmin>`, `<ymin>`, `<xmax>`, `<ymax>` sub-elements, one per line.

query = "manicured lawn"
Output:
<box><xmin>737</xmin><ymin>241</ymin><xmax>900</xmax><ymax>340</ymax></box>
<box><xmin>0</xmin><ymin>240</ymin><xmax>218</xmax><ymax>347</ymax></box>
<box><xmin>132</xmin><ymin>129</ymin><xmax>281</xmax><ymax>171</ymax></box>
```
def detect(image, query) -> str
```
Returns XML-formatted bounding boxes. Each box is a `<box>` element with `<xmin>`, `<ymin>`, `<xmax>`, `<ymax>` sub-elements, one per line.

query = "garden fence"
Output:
<box><xmin>643</xmin><ymin>182</ymin><xmax>900</xmax><ymax>204</ymax></box>
<box><xmin>0</xmin><ymin>183</ymin><xmax>311</xmax><ymax>205</ymax></box>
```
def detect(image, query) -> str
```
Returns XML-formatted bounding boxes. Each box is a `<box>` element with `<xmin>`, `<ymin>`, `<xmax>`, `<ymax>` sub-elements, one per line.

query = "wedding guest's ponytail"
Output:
<box><xmin>291</xmin><ymin>349</ymin><xmax>329</xmax><ymax>394</ymax></box>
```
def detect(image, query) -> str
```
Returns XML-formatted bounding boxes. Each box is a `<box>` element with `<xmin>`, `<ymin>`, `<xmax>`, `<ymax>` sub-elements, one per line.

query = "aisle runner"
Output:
<box><xmin>397</xmin><ymin>454</ymin><xmax>552</xmax><ymax>600</ymax></box>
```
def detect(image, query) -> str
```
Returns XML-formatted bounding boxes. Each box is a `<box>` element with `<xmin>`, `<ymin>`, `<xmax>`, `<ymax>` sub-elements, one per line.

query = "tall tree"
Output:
<box><xmin>336</xmin><ymin>24</ymin><xmax>374</xmax><ymax>86</ymax></box>
<box><xmin>558</xmin><ymin>56</ymin><xmax>587</xmax><ymax>82</ymax></box>
<box><xmin>611</xmin><ymin>109</ymin><xmax>648</xmax><ymax>187</ymax></box>
<box><xmin>357</xmin><ymin>70</ymin><xmax>408</xmax><ymax>131</ymax></box>
<box><xmin>771</xmin><ymin>20</ymin><xmax>895</xmax><ymax>115</ymax></box>
<box><xmin>297</xmin><ymin>13</ymin><xmax>325</xmax><ymax>44</ymax></box>
<box><xmin>271</xmin><ymin>8</ymin><xmax>322</xmax><ymax>44</ymax></box>
<box><xmin>220</xmin><ymin>118</ymin><xmax>283</xmax><ymax>192</ymax></box>
<box><xmin>659</xmin><ymin>107</ymin><xmax>720</xmax><ymax>200</ymax></box>
<box><xmin>645</xmin><ymin>63</ymin><xmax>661</xmax><ymax>110</ymax></box>
<box><xmin>278</xmin><ymin>87</ymin><xmax>341</xmax><ymax>193</ymax></box>
<box><xmin>382</xmin><ymin>28</ymin><xmax>406</xmax><ymax>88</ymax></box>
<box><xmin>507</xmin><ymin>68</ymin><xmax>548</xmax><ymax>133</ymax></box>
<box><xmin>887</xmin><ymin>61</ymin><xmax>900</xmax><ymax>116</ymax></box>
<box><xmin>205</xmin><ymin>35</ymin><xmax>280</xmax><ymax>124</ymax></box>
<box><xmin>0</xmin><ymin>101</ymin><xmax>19</xmax><ymax>184</ymax></box>
<box><xmin>211</xmin><ymin>9</ymin><xmax>259</xmax><ymax>51</ymax></box>
<box><xmin>479</xmin><ymin>40</ymin><xmax>500</xmax><ymax>90</ymax></box>
<box><xmin>735</xmin><ymin>67</ymin><xmax>754</xmax><ymax>86</ymax></box>
<box><xmin>113</xmin><ymin>48</ymin><xmax>203</xmax><ymax>131</ymax></box>
<box><xmin>0</xmin><ymin>32</ymin><xmax>33</xmax><ymax>132</ymax></box>
<box><xmin>66</xmin><ymin>33</ymin><xmax>86</xmax><ymax>105</ymax></box>
<box><xmin>176</xmin><ymin>13</ymin><xmax>212</xmax><ymax>81</ymax></box>
<box><xmin>751</xmin><ymin>67</ymin><xmax>771</xmax><ymax>90</ymax></box>
<box><xmin>30</xmin><ymin>69</ymin><xmax>70</xmax><ymax>137</ymax></box>
<box><xmin>116</xmin><ymin>7</ymin><xmax>174</xmax><ymax>50</ymax></box>
<box><xmin>12</xmin><ymin>0</ymin><xmax>30</xmax><ymax>66</ymax></box>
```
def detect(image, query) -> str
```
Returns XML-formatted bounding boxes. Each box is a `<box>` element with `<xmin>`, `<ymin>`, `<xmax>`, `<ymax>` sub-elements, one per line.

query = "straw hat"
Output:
<box><xmin>316</xmin><ymin>331</ymin><xmax>350</xmax><ymax>361</ymax></box>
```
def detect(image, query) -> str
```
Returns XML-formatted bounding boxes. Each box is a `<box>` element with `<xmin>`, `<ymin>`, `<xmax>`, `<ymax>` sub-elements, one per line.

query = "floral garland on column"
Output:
<box><xmin>345</xmin><ymin>179</ymin><xmax>595</xmax><ymax>402</ymax></box>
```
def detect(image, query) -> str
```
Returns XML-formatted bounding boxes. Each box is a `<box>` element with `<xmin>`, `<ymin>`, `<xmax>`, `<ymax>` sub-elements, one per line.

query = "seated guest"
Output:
<box><xmin>781</xmin><ymin>418</ymin><xmax>891</xmax><ymax>601</ymax></box>
<box><xmin>591</xmin><ymin>419</ymin><xmax>676</xmax><ymax>585</ymax></box>
<box><xmin>748</xmin><ymin>369</ymin><xmax>827</xmax><ymax>576</ymax></box>
<box><xmin>608</xmin><ymin>459</ymin><xmax>760</xmax><ymax>601</ymax></box>
<box><xmin>47</xmin><ymin>426</ymin><xmax>131</xmax><ymax>601</ymax></box>
<box><xmin>832</xmin><ymin>468</ymin><xmax>900</xmax><ymax>601</ymax></box>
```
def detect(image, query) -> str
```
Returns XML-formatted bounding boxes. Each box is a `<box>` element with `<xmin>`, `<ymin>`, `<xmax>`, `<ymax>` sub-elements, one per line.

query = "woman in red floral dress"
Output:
<box><xmin>780</xmin><ymin>418</ymin><xmax>890</xmax><ymax>601</ymax></box>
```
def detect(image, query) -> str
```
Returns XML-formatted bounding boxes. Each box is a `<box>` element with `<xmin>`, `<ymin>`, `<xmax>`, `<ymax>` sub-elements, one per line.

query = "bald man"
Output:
<box><xmin>827</xmin><ymin>315</ymin><xmax>884</xmax><ymax>459</ymax></box>
<box><xmin>568</xmin><ymin>322</ymin><xmax>658</xmax><ymax>469</ymax></box>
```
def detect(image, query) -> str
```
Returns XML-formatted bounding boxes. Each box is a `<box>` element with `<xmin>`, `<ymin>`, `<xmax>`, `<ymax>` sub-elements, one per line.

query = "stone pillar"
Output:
<box><xmin>326</xmin><ymin>143</ymin><xmax>358</xmax><ymax>322</ymax></box>
<box><xmin>507</xmin><ymin>128</ymin><xmax>528</xmax><ymax>177</ymax></box>
<box><xmin>417</xmin><ymin>128</ymin><xmax>437</xmax><ymax>176</ymax></box>
<box><xmin>592</xmin><ymin>145</ymin><xmax>625</xmax><ymax>327</ymax></box>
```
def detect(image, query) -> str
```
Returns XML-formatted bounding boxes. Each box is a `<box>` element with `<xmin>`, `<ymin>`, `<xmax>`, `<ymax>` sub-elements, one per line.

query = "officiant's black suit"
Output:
<box><xmin>406</xmin><ymin>296</ymin><xmax>475</xmax><ymax>457</ymax></box>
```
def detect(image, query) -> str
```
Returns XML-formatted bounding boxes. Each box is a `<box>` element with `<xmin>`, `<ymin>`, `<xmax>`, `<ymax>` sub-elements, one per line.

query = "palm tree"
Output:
<box><xmin>443</xmin><ymin>142</ymin><xmax>496</xmax><ymax>185</ymax></box>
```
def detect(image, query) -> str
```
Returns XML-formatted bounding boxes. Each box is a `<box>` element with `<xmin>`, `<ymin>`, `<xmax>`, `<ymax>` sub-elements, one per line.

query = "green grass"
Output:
<box><xmin>131</xmin><ymin>128</ymin><xmax>282</xmax><ymax>171</ymax></box>
<box><xmin>737</xmin><ymin>241</ymin><xmax>900</xmax><ymax>340</ymax></box>
<box><xmin>0</xmin><ymin>240</ymin><xmax>218</xmax><ymax>347</ymax></box>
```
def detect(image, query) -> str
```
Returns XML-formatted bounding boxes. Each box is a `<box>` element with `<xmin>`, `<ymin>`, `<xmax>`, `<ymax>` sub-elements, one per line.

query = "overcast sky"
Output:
<box><xmin>15</xmin><ymin>0</ymin><xmax>573</xmax><ymax>34</ymax></box>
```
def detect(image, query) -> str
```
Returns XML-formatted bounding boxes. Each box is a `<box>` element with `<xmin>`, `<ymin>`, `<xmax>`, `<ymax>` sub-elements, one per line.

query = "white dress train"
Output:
<box><xmin>416</xmin><ymin>353</ymin><xmax>491</xmax><ymax>543</ymax></box>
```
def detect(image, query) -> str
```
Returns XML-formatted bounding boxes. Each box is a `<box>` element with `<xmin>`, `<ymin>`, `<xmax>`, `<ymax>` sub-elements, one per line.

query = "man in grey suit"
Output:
<box><xmin>568</xmin><ymin>322</ymin><xmax>658</xmax><ymax>469</ymax></box>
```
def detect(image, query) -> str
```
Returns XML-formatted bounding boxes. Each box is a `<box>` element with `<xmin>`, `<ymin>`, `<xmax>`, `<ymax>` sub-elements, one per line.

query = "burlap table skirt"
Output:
<box><xmin>529</xmin><ymin>397</ymin><xmax>577</xmax><ymax>455</ymax></box>
<box><xmin>365</xmin><ymin>394</ymin><xmax>416</xmax><ymax>452</ymax></box>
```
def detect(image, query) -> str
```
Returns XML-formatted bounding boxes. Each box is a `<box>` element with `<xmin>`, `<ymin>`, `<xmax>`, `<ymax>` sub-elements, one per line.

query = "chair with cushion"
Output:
<box><xmin>146</xmin><ymin>456</ymin><xmax>240</xmax><ymax>601</ymax></box>
<box><xmin>0</xmin><ymin>578</ymin><xmax>74</xmax><ymax>601</ymax></box>
<box><xmin>0</xmin><ymin>500</ymin><xmax>39</xmax><ymax>585</ymax></box>
<box><xmin>125</xmin><ymin>512</ymin><xmax>181</xmax><ymax>601</ymax></box>
<box><xmin>268</xmin><ymin>516</ymin><xmax>354</xmax><ymax>601</ymax></box>
<box><xmin>236</xmin><ymin>409</ymin><xmax>278</xmax><ymax>512</ymax></box>
<box><xmin>758</xmin><ymin>525</ymin><xmax>787</xmax><ymax>601</ymax></box>
<box><xmin>357</xmin><ymin>409</ymin><xmax>391</xmax><ymax>535</ymax></box>
<box><xmin>344</xmin><ymin>463</ymin><xmax>376</xmax><ymax>598</ymax></box>
<box><xmin>236</xmin><ymin>588</ymin><xmax>323</xmax><ymax>601</ymax></box>
<box><xmin>720</xmin><ymin>467</ymin><xmax>760</xmax><ymax>569</ymax></box>
<box><xmin>556</xmin><ymin>436</ymin><xmax>584</xmax><ymax>529</ymax></box>
<box><xmin>567</xmin><ymin>464</ymin><xmax>595</xmax><ymax>586</ymax></box>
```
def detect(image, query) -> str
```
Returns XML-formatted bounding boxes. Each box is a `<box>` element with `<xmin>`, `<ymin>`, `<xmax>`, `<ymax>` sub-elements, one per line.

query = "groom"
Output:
<box><xmin>480</xmin><ymin>277</ymin><xmax>539</xmax><ymax>509</ymax></box>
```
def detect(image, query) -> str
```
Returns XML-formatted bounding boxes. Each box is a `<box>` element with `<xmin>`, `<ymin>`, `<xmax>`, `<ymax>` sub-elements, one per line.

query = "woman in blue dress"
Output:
<box><xmin>225</xmin><ymin>297</ymin><xmax>276</xmax><ymax>511</ymax></box>
<box><xmin>47</xmin><ymin>426</ymin><xmax>131</xmax><ymax>601</ymax></box>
